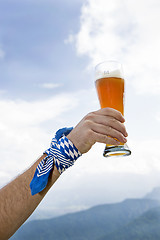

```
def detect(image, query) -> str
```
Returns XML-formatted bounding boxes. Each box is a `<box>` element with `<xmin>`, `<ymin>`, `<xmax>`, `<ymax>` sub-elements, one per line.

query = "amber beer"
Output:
<box><xmin>95</xmin><ymin>61</ymin><xmax>131</xmax><ymax>157</ymax></box>
<box><xmin>95</xmin><ymin>76</ymin><xmax>124</xmax><ymax>115</ymax></box>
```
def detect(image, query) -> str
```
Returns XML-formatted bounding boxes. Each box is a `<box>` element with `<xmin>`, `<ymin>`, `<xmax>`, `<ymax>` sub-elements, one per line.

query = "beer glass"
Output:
<box><xmin>95</xmin><ymin>61</ymin><xmax>131</xmax><ymax>157</ymax></box>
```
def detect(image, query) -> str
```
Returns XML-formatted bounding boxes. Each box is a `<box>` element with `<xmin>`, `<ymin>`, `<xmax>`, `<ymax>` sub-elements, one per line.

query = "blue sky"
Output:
<box><xmin>0</xmin><ymin>0</ymin><xmax>91</xmax><ymax>100</ymax></box>
<box><xmin>0</xmin><ymin>0</ymin><xmax>160</xmax><ymax>217</ymax></box>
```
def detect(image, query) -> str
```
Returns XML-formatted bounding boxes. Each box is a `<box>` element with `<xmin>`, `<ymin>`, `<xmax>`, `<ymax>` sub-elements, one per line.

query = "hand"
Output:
<box><xmin>67</xmin><ymin>108</ymin><xmax>128</xmax><ymax>154</ymax></box>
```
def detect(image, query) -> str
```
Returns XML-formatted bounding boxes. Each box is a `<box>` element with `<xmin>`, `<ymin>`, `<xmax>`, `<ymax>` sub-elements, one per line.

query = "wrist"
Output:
<box><xmin>52</xmin><ymin>166</ymin><xmax>60</xmax><ymax>178</ymax></box>
<box><xmin>67</xmin><ymin>132</ymin><xmax>81</xmax><ymax>153</ymax></box>
<box><xmin>30</xmin><ymin>127</ymin><xmax>81</xmax><ymax>195</ymax></box>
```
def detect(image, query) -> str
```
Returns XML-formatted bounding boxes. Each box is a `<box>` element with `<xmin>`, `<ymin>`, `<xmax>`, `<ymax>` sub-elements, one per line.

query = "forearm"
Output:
<box><xmin>0</xmin><ymin>108</ymin><xmax>128</xmax><ymax>240</ymax></box>
<box><xmin>0</xmin><ymin>154</ymin><xmax>60</xmax><ymax>240</ymax></box>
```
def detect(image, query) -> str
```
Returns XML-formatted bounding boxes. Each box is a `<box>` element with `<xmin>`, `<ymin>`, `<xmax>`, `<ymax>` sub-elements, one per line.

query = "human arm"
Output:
<box><xmin>0</xmin><ymin>107</ymin><xmax>128</xmax><ymax>240</ymax></box>
<box><xmin>0</xmin><ymin>154</ymin><xmax>60</xmax><ymax>240</ymax></box>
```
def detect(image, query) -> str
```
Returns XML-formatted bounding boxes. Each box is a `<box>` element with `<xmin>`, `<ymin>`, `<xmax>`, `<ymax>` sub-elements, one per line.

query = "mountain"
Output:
<box><xmin>144</xmin><ymin>187</ymin><xmax>160</xmax><ymax>201</ymax></box>
<box><xmin>98</xmin><ymin>206</ymin><xmax>160</xmax><ymax>240</ymax></box>
<box><xmin>10</xmin><ymin>198</ymin><xmax>159</xmax><ymax>240</ymax></box>
<box><xmin>27</xmin><ymin>208</ymin><xmax>60</xmax><ymax>222</ymax></box>
<box><xmin>96</xmin><ymin>187</ymin><xmax>160</xmax><ymax>240</ymax></box>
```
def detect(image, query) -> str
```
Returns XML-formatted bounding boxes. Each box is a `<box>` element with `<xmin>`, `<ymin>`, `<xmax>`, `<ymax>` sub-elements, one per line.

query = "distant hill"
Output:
<box><xmin>10</xmin><ymin>198</ymin><xmax>159</xmax><ymax>240</ymax></box>
<box><xmin>98</xmin><ymin>206</ymin><xmax>160</xmax><ymax>240</ymax></box>
<box><xmin>144</xmin><ymin>187</ymin><xmax>160</xmax><ymax>201</ymax></box>
<box><xmin>21</xmin><ymin>185</ymin><xmax>160</xmax><ymax>223</ymax></box>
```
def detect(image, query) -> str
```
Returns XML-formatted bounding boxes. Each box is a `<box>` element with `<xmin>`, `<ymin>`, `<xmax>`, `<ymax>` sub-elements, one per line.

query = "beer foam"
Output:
<box><xmin>95</xmin><ymin>69</ymin><xmax>123</xmax><ymax>80</ymax></box>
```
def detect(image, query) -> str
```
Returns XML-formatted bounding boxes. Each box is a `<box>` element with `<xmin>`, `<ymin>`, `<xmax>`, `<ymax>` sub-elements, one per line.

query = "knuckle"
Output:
<box><xmin>84</xmin><ymin>112</ymin><xmax>95</xmax><ymax>120</ymax></box>
<box><xmin>107</xmin><ymin>117</ymin><xmax>115</xmax><ymax>125</ymax></box>
<box><xmin>84</xmin><ymin>119</ymin><xmax>93</xmax><ymax>128</ymax></box>
<box><xmin>104</xmin><ymin>135</ymin><xmax>109</xmax><ymax>142</ymax></box>
<box><xmin>86</xmin><ymin>129</ymin><xmax>94</xmax><ymax>139</ymax></box>
<box><xmin>98</xmin><ymin>134</ymin><xmax>107</xmax><ymax>144</ymax></box>
<box><xmin>112</xmin><ymin>118</ymin><xmax>117</xmax><ymax>123</ymax></box>
<box><xmin>105</xmin><ymin>107</ymin><xmax>113</xmax><ymax>114</ymax></box>
<box><xmin>103</xmin><ymin>107</ymin><xmax>110</xmax><ymax>115</ymax></box>
<box><xmin>105</xmin><ymin>107</ymin><xmax>110</xmax><ymax>112</ymax></box>
<box><xmin>106</xmin><ymin>125</ymin><xmax>112</xmax><ymax>133</ymax></box>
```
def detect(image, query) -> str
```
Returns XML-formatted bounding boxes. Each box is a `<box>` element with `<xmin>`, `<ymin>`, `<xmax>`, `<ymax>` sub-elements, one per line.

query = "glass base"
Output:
<box><xmin>103</xmin><ymin>144</ymin><xmax>131</xmax><ymax>157</ymax></box>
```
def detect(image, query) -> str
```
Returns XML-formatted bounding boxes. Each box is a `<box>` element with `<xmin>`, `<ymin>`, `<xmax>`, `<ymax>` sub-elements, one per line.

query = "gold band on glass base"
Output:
<box><xmin>103</xmin><ymin>144</ymin><xmax>131</xmax><ymax>157</ymax></box>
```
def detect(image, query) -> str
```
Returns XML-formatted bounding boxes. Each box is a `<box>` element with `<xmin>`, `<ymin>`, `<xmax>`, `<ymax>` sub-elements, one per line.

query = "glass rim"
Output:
<box><xmin>95</xmin><ymin>60</ymin><xmax>124</xmax><ymax>80</ymax></box>
<box><xmin>95</xmin><ymin>60</ymin><xmax>122</xmax><ymax>70</ymax></box>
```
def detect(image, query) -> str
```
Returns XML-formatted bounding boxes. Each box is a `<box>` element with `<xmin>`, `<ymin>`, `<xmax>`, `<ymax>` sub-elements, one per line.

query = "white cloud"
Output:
<box><xmin>41</xmin><ymin>139</ymin><xmax>160</xmax><ymax>212</ymax></box>
<box><xmin>73</xmin><ymin>138</ymin><xmax>160</xmax><ymax>177</ymax></box>
<box><xmin>64</xmin><ymin>34</ymin><xmax>76</xmax><ymax>45</ymax></box>
<box><xmin>0</xmin><ymin>93</ymin><xmax>78</xmax><ymax>184</ymax></box>
<box><xmin>0</xmin><ymin>94</ymin><xmax>76</xmax><ymax>126</ymax></box>
<box><xmin>0</xmin><ymin>87</ymin><xmax>98</xmax><ymax>186</ymax></box>
<box><xmin>40</xmin><ymin>83</ymin><xmax>63</xmax><ymax>89</ymax></box>
<box><xmin>73</xmin><ymin>0</ymin><xmax>160</xmax><ymax>95</ymax></box>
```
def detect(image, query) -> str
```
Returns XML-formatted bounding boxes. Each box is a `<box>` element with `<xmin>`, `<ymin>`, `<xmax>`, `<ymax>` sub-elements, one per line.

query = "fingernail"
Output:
<box><xmin>125</xmin><ymin>132</ymin><xmax>128</xmax><ymax>137</ymax></box>
<box><xmin>122</xmin><ymin>115</ymin><xmax>125</xmax><ymax>122</ymax></box>
<box><xmin>121</xmin><ymin>118</ymin><xmax>125</xmax><ymax>123</ymax></box>
<box><xmin>123</xmin><ymin>137</ymin><xmax>127</xmax><ymax>143</ymax></box>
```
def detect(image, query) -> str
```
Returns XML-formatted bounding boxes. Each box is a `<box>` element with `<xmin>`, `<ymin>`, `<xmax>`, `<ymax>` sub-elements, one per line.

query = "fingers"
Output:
<box><xmin>90</xmin><ymin>122</ymin><xmax>127</xmax><ymax>144</ymax></box>
<box><xmin>94</xmin><ymin>107</ymin><xmax>125</xmax><ymax>123</ymax></box>
<box><xmin>67</xmin><ymin>107</ymin><xmax>128</xmax><ymax>154</ymax></box>
<box><xmin>84</xmin><ymin>108</ymin><xmax>128</xmax><ymax>139</ymax></box>
<box><xmin>87</xmin><ymin>115</ymin><xmax>128</xmax><ymax>137</ymax></box>
<box><xmin>90</xmin><ymin>130</ymin><xmax>120</xmax><ymax>145</ymax></box>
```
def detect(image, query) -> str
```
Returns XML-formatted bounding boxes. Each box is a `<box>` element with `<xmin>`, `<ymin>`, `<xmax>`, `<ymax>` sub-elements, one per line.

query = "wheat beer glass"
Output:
<box><xmin>95</xmin><ymin>61</ymin><xmax>131</xmax><ymax>157</ymax></box>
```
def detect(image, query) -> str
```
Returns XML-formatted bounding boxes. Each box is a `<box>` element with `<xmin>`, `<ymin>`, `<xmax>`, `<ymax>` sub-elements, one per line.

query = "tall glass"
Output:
<box><xmin>95</xmin><ymin>61</ymin><xmax>131</xmax><ymax>157</ymax></box>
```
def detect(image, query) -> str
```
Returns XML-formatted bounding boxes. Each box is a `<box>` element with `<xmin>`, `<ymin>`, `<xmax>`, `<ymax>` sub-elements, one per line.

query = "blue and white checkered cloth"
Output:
<box><xmin>30</xmin><ymin>127</ymin><xmax>82</xmax><ymax>195</ymax></box>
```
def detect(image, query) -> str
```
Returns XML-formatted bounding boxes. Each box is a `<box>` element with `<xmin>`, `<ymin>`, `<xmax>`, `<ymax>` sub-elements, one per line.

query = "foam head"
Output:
<box><xmin>95</xmin><ymin>69</ymin><xmax>124</xmax><ymax>80</ymax></box>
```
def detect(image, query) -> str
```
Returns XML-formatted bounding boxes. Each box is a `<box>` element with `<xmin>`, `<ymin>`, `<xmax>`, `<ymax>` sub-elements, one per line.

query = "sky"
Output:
<box><xmin>0</xmin><ymin>0</ymin><xmax>160</xmax><ymax>217</ymax></box>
